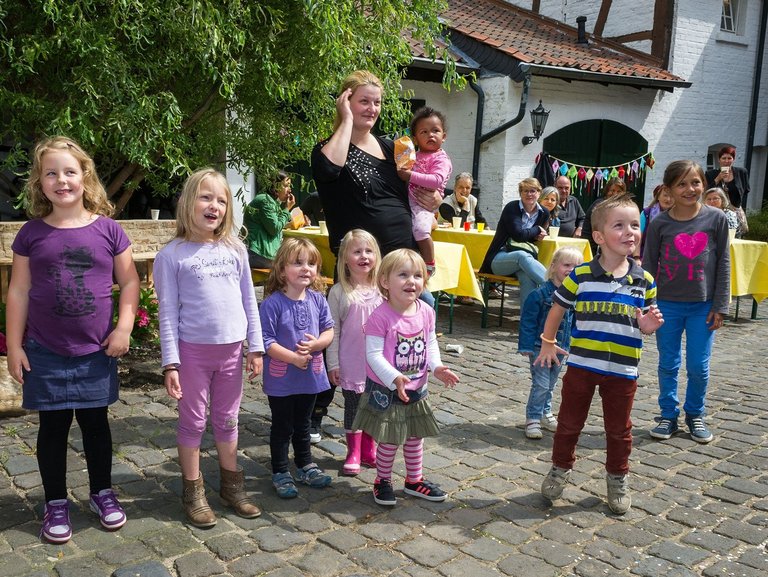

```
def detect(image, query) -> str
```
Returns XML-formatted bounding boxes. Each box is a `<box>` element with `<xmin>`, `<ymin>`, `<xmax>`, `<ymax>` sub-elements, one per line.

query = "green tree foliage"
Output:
<box><xmin>0</xmin><ymin>0</ymin><xmax>462</xmax><ymax>212</ymax></box>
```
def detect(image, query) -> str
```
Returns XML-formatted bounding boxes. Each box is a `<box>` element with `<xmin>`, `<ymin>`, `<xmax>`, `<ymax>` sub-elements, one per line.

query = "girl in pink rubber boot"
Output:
<box><xmin>326</xmin><ymin>229</ymin><xmax>383</xmax><ymax>475</ymax></box>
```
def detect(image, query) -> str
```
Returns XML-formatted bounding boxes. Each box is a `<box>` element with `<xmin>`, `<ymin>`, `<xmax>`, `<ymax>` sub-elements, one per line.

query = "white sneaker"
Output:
<box><xmin>541</xmin><ymin>413</ymin><xmax>558</xmax><ymax>431</ymax></box>
<box><xmin>525</xmin><ymin>420</ymin><xmax>543</xmax><ymax>439</ymax></box>
<box><xmin>309</xmin><ymin>427</ymin><xmax>321</xmax><ymax>444</ymax></box>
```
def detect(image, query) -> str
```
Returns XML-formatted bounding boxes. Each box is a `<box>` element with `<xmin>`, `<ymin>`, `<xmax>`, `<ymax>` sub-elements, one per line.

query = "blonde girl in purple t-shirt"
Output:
<box><xmin>326</xmin><ymin>229</ymin><xmax>383</xmax><ymax>475</ymax></box>
<box><xmin>6</xmin><ymin>136</ymin><xmax>139</xmax><ymax>543</ymax></box>
<box><xmin>353</xmin><ymin>249</ymin><xmax>459</xmax><ymax>506</ymax></box>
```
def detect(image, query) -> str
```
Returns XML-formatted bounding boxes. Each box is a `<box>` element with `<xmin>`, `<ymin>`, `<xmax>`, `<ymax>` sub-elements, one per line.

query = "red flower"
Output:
<box><xmin>0</xmin><ymin>332</ymin><xmax>6</xmax><ymax>355</ymax></box>
<box><xmin>137</xmin><ymin>308</ymin><xmax>150</xmax><ymax>328</ymax></box>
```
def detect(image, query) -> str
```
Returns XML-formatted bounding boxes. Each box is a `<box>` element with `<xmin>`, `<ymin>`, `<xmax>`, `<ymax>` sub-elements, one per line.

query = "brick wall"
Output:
<box><xmin>0</xmin><ymin>219</ymin><xmax>176</xmax><ymax>261</ymax></box>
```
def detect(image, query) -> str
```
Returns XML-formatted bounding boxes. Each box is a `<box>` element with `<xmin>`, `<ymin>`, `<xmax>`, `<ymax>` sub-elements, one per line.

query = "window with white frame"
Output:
<box><xmin>721</xmin><ymin>0</ymin><xmax>740</xmax><ymax>33</ymax></box>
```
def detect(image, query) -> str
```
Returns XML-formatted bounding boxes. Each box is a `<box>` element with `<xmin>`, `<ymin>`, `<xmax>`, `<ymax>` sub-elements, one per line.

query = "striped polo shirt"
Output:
<box><xmin>553</xmin><ymin>258</ymin><xmax>657</xmax><ymax>380</ymax></box>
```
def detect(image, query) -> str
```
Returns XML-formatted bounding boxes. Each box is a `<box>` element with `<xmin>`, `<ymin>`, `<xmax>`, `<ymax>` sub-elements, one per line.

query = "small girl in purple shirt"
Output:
<box><xmin>260</xmin><ymin>238</ymin><xmax>335</xmax><ymax>498</ymax></box>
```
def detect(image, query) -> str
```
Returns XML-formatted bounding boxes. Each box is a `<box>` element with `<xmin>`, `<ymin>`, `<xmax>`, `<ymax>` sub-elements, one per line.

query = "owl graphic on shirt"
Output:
<box><xmin>394</xmin><ymin>329</ymin><xmax>427</xmax><ymax>377</ymax></box>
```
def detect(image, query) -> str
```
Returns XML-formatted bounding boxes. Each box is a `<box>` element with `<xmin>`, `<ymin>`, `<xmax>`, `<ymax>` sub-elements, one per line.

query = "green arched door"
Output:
<box><xmin>543</xmin><ymin>119</ymin><xmax>648</xmax><ymax>209</ymax></box>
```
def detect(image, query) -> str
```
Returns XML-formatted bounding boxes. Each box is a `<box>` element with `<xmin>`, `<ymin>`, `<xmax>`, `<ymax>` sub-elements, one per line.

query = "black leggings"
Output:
<box><xmin>37</xmin><ymin>407</ymin><xmax>113</xmax><ymax>501</ymax></box>
<box><xmin>268</xmin><ymin>394</ymin><xmax>315</xmax><ymax>474</ymax></box>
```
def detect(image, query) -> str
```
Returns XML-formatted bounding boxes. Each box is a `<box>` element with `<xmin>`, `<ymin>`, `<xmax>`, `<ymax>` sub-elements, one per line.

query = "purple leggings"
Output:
<box><xmin>176</xmin><ymin>340</ymin><xmax>244</xmax><ymax>447</ymax></box>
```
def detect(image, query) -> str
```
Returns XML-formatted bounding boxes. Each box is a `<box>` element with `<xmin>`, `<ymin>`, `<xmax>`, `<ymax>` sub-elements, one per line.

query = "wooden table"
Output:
<box><xmin>432</xmin><ymin>227</ymin><xmax>593</xmax><ymax>269</ymax></box>
<box><xmin>731</xmin><ymin>238</ymin><xmax>768</xmax><ymax>319</ymax></box>
<box><xmin>284</xmin><ymin>228</ymin><xmax>484</xmax><ymax>302</ymax></box>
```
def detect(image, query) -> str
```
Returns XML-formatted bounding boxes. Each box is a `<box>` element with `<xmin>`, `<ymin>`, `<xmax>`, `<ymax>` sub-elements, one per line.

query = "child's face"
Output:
<box><xmin>381</xmin><ymin>261</ymin><xmax>424</xmax><ymax>309</ymax></box>
<box><xmin>350</xmin><ymin>85</ymin><xmax>382</xmax><ymax>132</ymax></box>
<box><xmin>658</xmin><ymin>190</ymin><xmax>674</xmax><ymax>210</ymax></box>
<box><xmin>283</xmin><ymin>250</ymin><xmax>318</xmax><ymax>291</ymax></box>
<box><xmin>345</xmin><ymin>239</ymin><xmax>377</xmax><ymax>279</ymax></box>
<box><xmin>593</xmin><ymin>205</ymin><xmax>641</xmax><ymax>258</ymax></box>
<box><xmin>552</xmin><ymin>257</ymin><xmax>580</xmax><ymax>285</ymax></box>
<box><xmin>606</xmin><ymin>184</ymin><xmax>624</xmax><ymax>197</ymax></box>
<box><xmin>668</xmin><ymin>169</ymin><xmax>704</xmax><ymax>209</ymax></box>
<box><xmin>412</xmin><ymin>115</ymin><xmax>445</xmax><ymax>153</ymax></box>
<box><xmin>40</xmin><ymin>150</ymin><xmax>85</xmax><ymax>210</ymax></box>
<box><xmin>191</xmin><ymin>178</ymin><xmax>228</xmax><ymax>240</ymax></box>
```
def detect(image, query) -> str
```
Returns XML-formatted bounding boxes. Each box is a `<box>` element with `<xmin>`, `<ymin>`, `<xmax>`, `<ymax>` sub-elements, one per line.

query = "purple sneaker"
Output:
<box><xmin>41</xmin><ymin>499</ymin><xmax>72</xmax><ymax>543</ymax></box>
<box><xmin>89</xmin><ymin>489</ymin><xmax>127</xmax><ymax>530</ymax></box>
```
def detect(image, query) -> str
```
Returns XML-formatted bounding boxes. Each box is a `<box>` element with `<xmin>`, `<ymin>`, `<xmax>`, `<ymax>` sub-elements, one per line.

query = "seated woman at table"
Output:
<box><xmin>537</xmin><ymin>186</ymin><xmax>560</xmax><ymax>230</ymax></box>
<box><xmin>300</xmin><ymin>190</ymin><xmax>325</xmax><ymax>226</ymax></box>
<box><xmin>704</xmin><ymin>188</ymin><xmax>739</xmax><ymax>234</ymax></box>
<box><xmin>479</xmin><ymin>177</ymin><xmax>548</xmax><ymax>313</ymax></box>
<box><xmin>243</xmin><ymin>170</ymin><xmax>296</xmax><ymax>269</ymax></box>
<box><xmin>439</xmin><ymin>172</ymin><xmax>486</xmax><ymax>226</ymax></box>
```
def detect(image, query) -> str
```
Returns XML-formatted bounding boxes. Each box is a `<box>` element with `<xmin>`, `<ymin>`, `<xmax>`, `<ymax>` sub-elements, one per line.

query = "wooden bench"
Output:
<box><xmin>476</xmin><ymin>271</ymin><xmax>519</xmax><ymax>328</ymax></box>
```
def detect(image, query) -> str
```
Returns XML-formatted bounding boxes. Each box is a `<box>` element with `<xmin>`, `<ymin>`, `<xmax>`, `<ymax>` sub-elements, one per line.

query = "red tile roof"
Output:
<box><xmin>439</xmin><ymin>0</ymin><xmax>688</xmax><ymax>88</ymax></box>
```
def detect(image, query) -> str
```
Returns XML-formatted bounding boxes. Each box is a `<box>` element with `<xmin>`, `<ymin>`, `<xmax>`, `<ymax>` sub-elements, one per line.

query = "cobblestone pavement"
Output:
<box><xmin>1</xmin><ymin>295</ymin><xmax>768</xmax><ymax>577</ymax></box>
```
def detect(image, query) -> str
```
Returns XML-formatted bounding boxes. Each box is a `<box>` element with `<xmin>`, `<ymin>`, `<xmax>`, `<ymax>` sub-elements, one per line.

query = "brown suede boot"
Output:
<box><xmin>220</xmin><ymin>466</ymin><xmax>261</xmax><ymax>518</ymax></box>
<box><xmin>182</xmin><ymin>474</ymin><xmax>217</xmax><ymax>528</ymax></box>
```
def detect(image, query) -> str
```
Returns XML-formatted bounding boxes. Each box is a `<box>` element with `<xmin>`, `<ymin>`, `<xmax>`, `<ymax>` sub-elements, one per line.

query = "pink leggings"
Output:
<box><xmin>176</xmin><ymin>340</ymin><xmax>244</xmax><ymax>447</ymax></box>
<box><xmin>376</xmin><ymin>437</ymin><xmax>424</xmax><ymax>482</ymax></box>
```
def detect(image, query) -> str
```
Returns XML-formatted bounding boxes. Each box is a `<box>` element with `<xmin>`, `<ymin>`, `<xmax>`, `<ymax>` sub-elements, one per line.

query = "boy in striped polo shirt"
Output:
<box><xmin>534</xmin><ymin>193</ymin><xmax>664</xmax><ymax>514</ymax></box>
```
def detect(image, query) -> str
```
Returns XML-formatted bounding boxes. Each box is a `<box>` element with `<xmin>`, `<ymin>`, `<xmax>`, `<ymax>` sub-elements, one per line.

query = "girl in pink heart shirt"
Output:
<box><xmin>643</xmin><ymin>160</ymin><xmax>730</xmax><ymax>445</ymax></box>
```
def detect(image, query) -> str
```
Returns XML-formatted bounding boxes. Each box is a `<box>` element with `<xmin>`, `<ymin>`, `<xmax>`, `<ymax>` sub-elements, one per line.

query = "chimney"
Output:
<box><xmin>576</xmin><ymin>16</ymin><xmax>588</xmax><ymax>45</ymax></box>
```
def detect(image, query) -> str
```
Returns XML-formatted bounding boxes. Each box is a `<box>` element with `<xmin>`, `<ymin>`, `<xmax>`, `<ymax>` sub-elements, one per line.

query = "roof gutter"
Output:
<box><xmin>409</xmin><ymin>56</ymin><xmax>475</xmax><ymax>74</ymax></box>
<box><xmin>525</xmin><ymin>63</ymin><xmax>691</xmax><ymax>91</ymax></box>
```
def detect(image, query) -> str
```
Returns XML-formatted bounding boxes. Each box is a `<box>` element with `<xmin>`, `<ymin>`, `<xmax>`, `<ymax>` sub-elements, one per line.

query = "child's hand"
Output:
<box><xmin>434</xmin><ymin>366</ymin><xmax>459</xmax><ymax>388</ymax></box>
<box><xmin>292</xmin><ymin>351</ymin><xmax>311</xmax><ymax>370</ymax></box>
<box><xmin>165</xmin><ymin>370</ymin><xmax>182</xmax><ymax>400</ymax></box>
<box><xmin>7</xmin><ymin>347</ymin><xmax>30</xmax><ymax>385</ymax></box>
<box><xmin>397</xmin><ymin>168</ymin><xmax>412</xmax><ymax>183</ymax></box>
<box><xmin>637</xmin><ymin>305</ymin><xmax>664</xmax><ymax>334</ymax></box>
<box><xmin>328</xmin><ymin>368</ymin><xmax>340</xmax><ymax>386</ymax></box>
<box><xmin>101</xmin><ymin>327</ymin><xmax>131</xmax><ymax>357</ymax></box>
<box><xmin>246</xmin><ymin>352</ymin><xmax>263</xmax><ymax>379</ymax></box>
<box><xmin>706</xmin><ymin>310</ymin><xmax>724</xmax><ymax>331</ymax></box>
<box><xmin>394</xmin><ymin>375</ymin><xmax>410</xmax><ymax>403</ymax></box>
<box><xmin>534</xmin><ymin>343</ymin><xmax>566</xmax><ymax>368</ymax></box>
<box><xmin>297</xmin><ymin>333</ymin><xmax>319</xmax><ymax>355</ymax></box>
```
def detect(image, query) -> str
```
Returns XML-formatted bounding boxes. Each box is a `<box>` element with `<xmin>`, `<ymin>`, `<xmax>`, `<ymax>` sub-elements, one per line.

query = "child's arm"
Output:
<box><xmin>366</xmin><ymin>335</ymin><xmax>406</xmax><ymax>390</ymax></box>
<box><xmin>407</xmin><ymin>153</ymin><xmax>452</xmax><ymax>192</ymax></box>
<box><xmin>240</xmin><ymin>250</ymin><xmax>264</xmax><ymax>379</ymax></box>
<box><xmin>533</xmin><ymin>303</ymin><xmax>569</xmax><ymax>368</ymax></box>
<box><xmin>102</xmin><ymin>247</ymin><xmax>139</xmax><ymax>357</ymax></box>
<box><xmin>6</xmin><ymin>255</ymin><xmax>31</xmax><ymax>384</ymax></box>
<box><xmin>325</xmin><ymin>286</ymin><xmax>347</xmax><ymax>385</ymax></box>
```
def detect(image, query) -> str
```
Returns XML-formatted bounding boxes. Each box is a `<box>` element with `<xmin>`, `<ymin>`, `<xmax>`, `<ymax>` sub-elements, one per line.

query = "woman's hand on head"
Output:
<box><xmin>336</xmin><ymin>88</ymin><xmax>353</xmax><ymax>126</ymax></box>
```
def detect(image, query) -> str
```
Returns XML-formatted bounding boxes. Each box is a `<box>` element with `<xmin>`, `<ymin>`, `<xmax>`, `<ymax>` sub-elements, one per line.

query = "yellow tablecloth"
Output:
<box><xmin>432</xmin><ymin>227</ymin><xmax>593</xmax><ymax>269</ymax></box>
<box><xmin>730</xmin><ymin>238</ymin><xmax>768</xmax><ymax>302</ymax></box>
<box><xmin>283</xmin><ymin>229</ymin><xmax>484</xmax><ymax>301</ymax></box>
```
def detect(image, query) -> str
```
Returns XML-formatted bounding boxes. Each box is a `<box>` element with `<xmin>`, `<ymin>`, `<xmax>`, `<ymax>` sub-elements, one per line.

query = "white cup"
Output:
<box><xmin>319</xmin><ymin>220</ymin><xmax>328</xmax><ymax>235</ymax></box>
<box><xmin>452</xmin><ymin>217</ymin><xmax>462</xmax><ymax>229</ymax></box>
<box><xmin>728</xmin><ymin>228</ymin><xmax>736</xmax><ymax>242</ymax></box>
<box><xmin>150</xmin><ymin>209</ymin><xmax>160</xmax><ymax>220</ymax></box>
<box><xmin>548</xmin><ymin>226</ymin><xmax>560</xmax><ymax>239</ymax></box>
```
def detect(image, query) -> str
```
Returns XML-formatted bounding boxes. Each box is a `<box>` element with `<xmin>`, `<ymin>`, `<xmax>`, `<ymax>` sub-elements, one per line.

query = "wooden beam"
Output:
<box><xmin>610</xmin><ymin>30</ymin><xmax>654</xmax><ymax>44</ymax></box>
<box><xmin>531</xmin><ymin>0</ymin><xmax>540</xmax><ymax>13</ymax></box>
<box><xmin>594</xmin><ymin>0</ymin><xmax>613</xmax><ymax>37</ymax></box>
<box><xmin>652</xmin><ymin>0</ymin><xmax>674</xmax><ymax>66</ymax></box>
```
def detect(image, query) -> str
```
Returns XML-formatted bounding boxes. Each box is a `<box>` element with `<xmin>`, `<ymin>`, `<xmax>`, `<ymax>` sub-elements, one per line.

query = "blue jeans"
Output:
<box><xmin>526</xmin><ymin>351</ymin><xmax>564</xmax><ymax>420</ymax></box>
<box><xmin>491</xmin><ymin>250</ymin><xmax>547</xmax><ymax>313</ymax></box>
<box><xmin>655</xmin><ymin>300</ymin><xmax>716</xmax><ymax>419</ymax></box>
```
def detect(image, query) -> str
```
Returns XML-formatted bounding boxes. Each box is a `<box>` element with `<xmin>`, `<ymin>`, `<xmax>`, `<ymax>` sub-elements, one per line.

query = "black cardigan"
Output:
<box><xmin>705</xmin><ymin>166</ymin><xmax>750</xmax><ymax>208</ymax></box>
<box><xmin>479</xmin><ymin>201</ymin><xmax>550</xmax><ymax>273</ymax></box>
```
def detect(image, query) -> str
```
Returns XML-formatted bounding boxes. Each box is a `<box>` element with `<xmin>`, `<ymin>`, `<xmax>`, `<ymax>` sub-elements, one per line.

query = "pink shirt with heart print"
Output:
<box><xmin>642</xmin><ymin>204</ymin><xmax>730</xmax><ymax>314</ymax></box>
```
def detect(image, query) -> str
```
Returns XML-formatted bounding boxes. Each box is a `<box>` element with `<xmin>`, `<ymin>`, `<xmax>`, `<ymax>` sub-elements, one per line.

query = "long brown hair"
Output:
<box><xmin>25</xmin><ymin>136</ymin><xmax>114</xmax><ymax>218</ymax></box>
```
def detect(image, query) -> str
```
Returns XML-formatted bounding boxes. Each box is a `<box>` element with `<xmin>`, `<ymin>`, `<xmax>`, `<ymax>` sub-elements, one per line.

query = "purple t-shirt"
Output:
<box><xmin>260</xmin><ymin>289</ymin><xmax>334</xmax><ymax>396</ymax></box>
<box><xmin>12</xmin><ymin>217</ymin><xmax>131</xmax><ymax>357</ymax></box>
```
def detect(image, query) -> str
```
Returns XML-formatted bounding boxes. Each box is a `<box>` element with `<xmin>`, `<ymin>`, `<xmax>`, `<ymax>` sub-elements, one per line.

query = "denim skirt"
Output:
<box><xmin>22</xmin><ymin>338</ymin><xmax>118</xmax><ymax>411</ymax></box>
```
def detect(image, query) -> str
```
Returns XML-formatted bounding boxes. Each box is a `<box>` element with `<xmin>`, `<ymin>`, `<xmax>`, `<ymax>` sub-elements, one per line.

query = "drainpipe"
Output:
<box><xmin>746</xmin><ymin>0</ymin><xmax>767</xmax><ymax>209</ymax></box>
<box><xmin>469</xmin><ymin>67</ymin><xmax>532</xmax><ymax>201</ymax></box>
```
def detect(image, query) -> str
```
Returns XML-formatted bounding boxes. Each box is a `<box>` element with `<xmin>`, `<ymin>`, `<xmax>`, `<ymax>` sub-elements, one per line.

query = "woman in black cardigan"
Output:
<box><xmin>705</xmin><ymin>145</ymin><xmax>749</xmax><ymax>236</ymax></box>
<box><xmin>479</xmin><ymin>177</ymin><xmax>549</xmax><ymax>312</ymax></box>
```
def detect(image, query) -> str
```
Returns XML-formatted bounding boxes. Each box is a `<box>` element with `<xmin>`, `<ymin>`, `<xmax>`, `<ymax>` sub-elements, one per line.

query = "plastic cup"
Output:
<box><xmin>548</xmin><ymin>226</ymin><xmax>560</xmax><ymax>239</ymax></box>
<box><xmin>477</xmin><ymin>222</ymin><xmax>485</xmax><ymax>232</ymax></box>
<box><xmin>464</xmin><ymin>221</ymin><xmax>471</xmax><ymax>231</ymax></box>
<box><xmin>150</xmin><ymin>209</ymin><xmax>160</xmax><ymax>220</ymax></box>
<box><xmin>319</xmin><ymin>221</ymin><xmax>328</xmax><ymax>235</ymax></box>
<box><xmin>452</xmin><ymin>217</ymin><xmax>462</xmax><ymax>229</ymax></box>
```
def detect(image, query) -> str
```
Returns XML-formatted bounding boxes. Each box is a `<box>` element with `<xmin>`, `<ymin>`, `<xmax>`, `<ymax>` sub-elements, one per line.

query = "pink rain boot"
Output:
<box><xmin>343</xmin><ymin>431</ymin><xmax>362</xmax><ymax>476</ymax></box>
<box><xmin>360</xmin><ymin>432</ymin><xmax>377</xmax><ymax>468</ymax></box>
